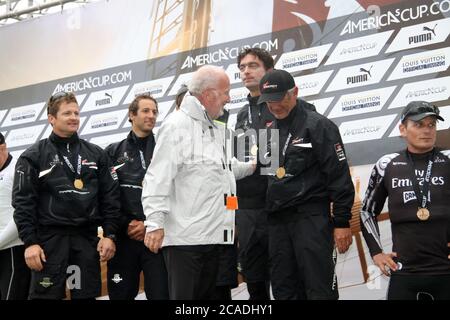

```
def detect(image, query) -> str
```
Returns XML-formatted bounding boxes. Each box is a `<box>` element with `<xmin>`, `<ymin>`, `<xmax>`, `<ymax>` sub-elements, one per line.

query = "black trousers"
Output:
<box><xmin>388</xmin><ymin>274</ymin><xmax>450</xmax><ymax>300</ymax></box>
<box><xmin>163</xmin><ymin>245</ymin><xmax>220</xmax><ymax>300</ymax></box>
<box><xmin>29</xmin><ymin>232</ymin><xmax>101</xmax><ymax>300</ymax></box>
<box><xmin>268</xmin><ymin>207</ymin><xmax>338</xmax><ymax>300</ymax></box>
<box><xmin>236</xmin><ymin>208</ymin><xmax>270</xmax><ymax>300</ymax></box>
<box><xmin>0</xmin><ymin>245</ymin><xmax>31</xmax><ymax>300</ymax></box>
<box><xmin>107</xmin><ymin>235</ymin><xmax>168</xmax><ymax>300</ymax></box>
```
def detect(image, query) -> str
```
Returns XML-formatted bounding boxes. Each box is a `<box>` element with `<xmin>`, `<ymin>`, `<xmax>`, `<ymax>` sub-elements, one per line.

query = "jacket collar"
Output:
<box><xmin>49</xmin><ymin>131</ymin><xmax>79</xmax><ymax>145</ymax></box>
<box><xmin>180</xmin><ymin>93</ymin><xmax>216</xmax><ymax>127</ymax></box>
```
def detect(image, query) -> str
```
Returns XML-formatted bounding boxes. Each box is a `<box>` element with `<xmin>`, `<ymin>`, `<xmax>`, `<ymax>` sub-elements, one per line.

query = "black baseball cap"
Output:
<box><xmin>258</xmin><ymin>69</ymin><xmax>295</xmax><ymax>104</ymax></box>
<box><xmin>0</xmin><ymin>132</ymin><xmax>4</xmax><ymax>145</ymax></box>
<box><xmin>400</xmin><ymin>101</ymin><xmax>444</xmax><ymax>123</ymax></box>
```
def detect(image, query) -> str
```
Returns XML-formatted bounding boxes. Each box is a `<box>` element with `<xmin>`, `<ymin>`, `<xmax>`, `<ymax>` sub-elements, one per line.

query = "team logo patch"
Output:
<box><xmin>111</xmin><ymin>274</ymin><xmax>123</xmax><ymax>284</ymax></box>
<box><xmin>39</xmin><ymin>277</ymin><xmax>54</xmax><ymax>288</ymax></box>
<box><xmin>110</xmin><ymin>166</ymin><xmax>118</xmax><ymax>180</ymax></box>
<box><xmin>334</xmin><ymin>143</ymin><xmax>346</xmax><ymax>161</ymax></box>
<box><xmin>403</xmin><ymin>191</ymin><xmax>417</xmax><ymax>204</ymax></box>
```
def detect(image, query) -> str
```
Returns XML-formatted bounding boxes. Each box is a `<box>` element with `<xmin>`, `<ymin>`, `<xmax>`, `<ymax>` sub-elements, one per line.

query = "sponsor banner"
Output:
<box><xmin>326</xmin><ymin>31</ymin><xmax>394</xmax><ymax>65</ymax></box>
<box><xmin>388</xmin><ymin>76</ymin><xmax>450</xmax><ymax>109</ymax></box>
<box><xmin>81</xmin><ymin>86</ymin><xmax>129</xmax><ymax>112</ymax></box>
<box><xmin>388</xmin><ymin>47</ymin><xmax>450</xmax><ymax>81</ymax></box>
<box><xmin>10</xmin><ymin>149</ymin><xmax>26</xmax><ymax>159</ymax></box>
<box><xmin>228</xmin><ymin>87</ymin><xmax>249</xmax><ymax>111</ymax></box>
<box><xmin>156</xmin><ymin>101</ymin><xmax>176</xmax><ymax>122</ymax></box>
<box><xmin>90</xmin><ymin>132</ymin><xmax>129</xmax><ymax>149</ymax></box>
<box><xmin>328</xmin><ymin>86</ymin><xmax>396</xmax><ymax>119</ymax></box>
<box><xmin>167</xmin><ymin>72</ymin><xmax>195</xmax><ymax>96</ymax></box>
<box><xmin>225</xmin><ymin>64</ymin><xmax>242</xmax><ymax>85</ymax></box>
<box><xmin>326</xmin><ymin>59</ymin><xmax>395</xmax><ymax>92</ymax></box>
<box><xmin>39</xmin><ymin>94</ymin><xmax>87</xmax><ymax>120</ymax></box>
<box><xmin>389</xmin><ymin>106</ymin><xmax>450</xmax><ymax>137</ymax></box>
<box><xmin>52</xmin><ymin>70</ymin><xmax>133</xmax><ymax>95</ymax></box>
<box><xmin>294</xmin><ymin>70</ymin><xmax>333</xmax><ymax>97</ymax></box>
<box><xmin>6</xmin><ymin>124</ymin><xmax>46</xmax><ymax>148</ymax></box>
<box><xmin>81</xmin><ymin>109</ymin><xmax>128</xmax><ymax>135</ymax></box>
<box><xmin>339</xmin><ymin>1</ymin><xmax>450</xmax><ymax>36</ymax></box>
<box><xmin>275</xmin><ymin>44</ymin><xmax>332</xmax><ymax>72</ymax></box>
<box><xmin>40</xmin><ymin>117</ymin><xmax>87</xmax><ymax>140</ymax></box>
<box><xmin>3</xmin><ymin>102</ymin><xmax>45</xmax><ymax>127</ymax></box>
<box><xmin>0</xmin><ymin>109</ymin><xmax>8</xmax><ymax>125</ymax></box>
<box><xmin>339</xmin><ymin>114</ymin><xmax>397</xmax><ymax>144</ymax></box>
<box><xmin>386</xmin><ymin>17</ymin><xmax>450</xmax><ymax>53</ymax></box>
<box><xmin>305</xmin><ymin>97</ymin><xmax>334</xmax><ymax>115</ymax></box>
<box><xmin>123</xmin><ymin>76</ymin><xmax>174</xmax><ymax>102</ymax></box>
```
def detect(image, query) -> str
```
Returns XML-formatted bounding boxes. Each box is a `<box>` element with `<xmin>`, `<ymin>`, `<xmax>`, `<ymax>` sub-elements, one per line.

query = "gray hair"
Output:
<box><xmin>188</xmin><ymin>65</ymin><xmax>225</xmax><ymax>96</ymax></box>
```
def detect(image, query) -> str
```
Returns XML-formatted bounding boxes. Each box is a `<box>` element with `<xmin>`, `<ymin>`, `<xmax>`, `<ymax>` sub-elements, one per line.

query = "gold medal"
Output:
<box><xmin>276</xmin><ymin>167</ymin><xmax>286</xmax><ymax>179</ymax></box>
<box><xmin>250</xmin><ymin>145</ymin><xmax>258</xmax><ymax>156</ymax></box>
<box><xmin>74</xmin><ymin>179</ymin><xmax>84</xmax><ymax>190</ymax></box>
<box><xmin>416</xmin><ymin>207</ymin><xmax>430</xmax><ymax>221</ymax></box>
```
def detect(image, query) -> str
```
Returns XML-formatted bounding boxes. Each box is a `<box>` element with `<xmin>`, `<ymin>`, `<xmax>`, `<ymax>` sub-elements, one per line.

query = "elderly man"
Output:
<box><xmin>142</xmin><ymin>65</ymin><xmax>254</xmax><ymax>300</ymax></box>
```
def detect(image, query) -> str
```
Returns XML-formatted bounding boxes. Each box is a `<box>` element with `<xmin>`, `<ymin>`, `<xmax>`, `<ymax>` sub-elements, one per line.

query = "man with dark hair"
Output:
<box><xmin>13</xmin><ymin>92</ymin><xmax>121</xmax><ymax>300</ymax></box>
<box><xmin>105</xmin><ymin>94</ymin><xmax>168</xmax><ymax>300</ymax></box>
<box><xmin>234</xmin><ymin>47</ymin><xmax>275</xmax><ymax>300</ymax></box>
<box><xmin>260</xmin><ymin>70</ymin><xmax>354</xmax><ymax>300</ymax></box>
<box><xmin>361</xmin><ymin>101</ymin><xmax>450</xmax><ymax>300</ymax></box>
<box><xmin>0</xmin><ymin>133</ymin><xmax>31</xmax><ymax>300</ymax></box>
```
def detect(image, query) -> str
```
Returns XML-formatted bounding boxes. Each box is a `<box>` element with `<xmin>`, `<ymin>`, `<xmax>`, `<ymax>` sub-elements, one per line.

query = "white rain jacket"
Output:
<box><xmin>142</xmin><ymin>94</ymin><xmax>253</xmax><ymax>246</ymax></box>
<box><xmin>0</xmin><ymin>156</ymin><xmax>22</xmax><ymax>250</ymax></box>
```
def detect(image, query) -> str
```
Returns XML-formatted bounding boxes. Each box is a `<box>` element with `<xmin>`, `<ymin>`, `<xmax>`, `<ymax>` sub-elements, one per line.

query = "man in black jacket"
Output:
<box><xmin>105</xmin><ymin>94</ymin><xmax>168</xmax><ymax>300</ymax></box>
<box><xmin>260</xmin><ymin>70</ymin><xmax>354</xmax><ymax>300</ymax></box>
<box><xmin>234</xmin><ymin>48</ymin><xmax>275</xmax><ymax>299</ymax></box>
<box><xmin>12</xmin><ymin>92</ymin><xmax>121</xmax><ymax>300</ymax></box>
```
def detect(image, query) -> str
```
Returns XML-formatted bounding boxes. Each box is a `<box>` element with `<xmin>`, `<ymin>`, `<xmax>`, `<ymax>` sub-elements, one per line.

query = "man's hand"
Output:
<box><xmin>447</xmin><ymin>242</ymin><xmax>449</xmax><ymax>260</ymax></box>
<box><xmin>144</xmin><ymin>229</ymin><xmax>164</xmax><ymax>254</ymax></box>
<box><xmin>97</xmin><ymin>237</ymin><xmax>116</xmax><ymax>262</ymax></box>
<box><xmin>334</xmin><ymin>227</ymin><xmax>352</xmax><ymax>254</ymax></box>
<box><xmin>373</xmin><ymin>252</ymin><xmax>398</xmax><ymax>276</ymax></box>
<box><xmin>24</xmin><ymin>244</ymin><xmax>46</xmax><ymax>271</ymax></box>
<box><xmin>127</xmin><ymin>220</ymin><xmax>146</xmax><ymax>241</ymax></box>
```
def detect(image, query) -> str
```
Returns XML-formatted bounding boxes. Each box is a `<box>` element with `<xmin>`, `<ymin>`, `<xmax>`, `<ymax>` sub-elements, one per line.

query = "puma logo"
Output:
<box><xmin>359</xmin><ymin>65</ymin><xmax>373</xmax><ymax>78</ymax></box>
<box><xmin>423</xmin><ymin>24</ymin><xmax>437</xmax><ymax>36</ymax></box>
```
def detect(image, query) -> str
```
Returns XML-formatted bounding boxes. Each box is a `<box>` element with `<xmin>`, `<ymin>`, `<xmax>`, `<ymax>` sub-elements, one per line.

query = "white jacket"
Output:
<box><xmin>0</xmin><ymin>156</ymin><xmax>23</xmax><ymax>250</ymax></box>
<box><xmin>142</xmin><ymin>94</ymin><xmax>253</xmax><ymax>246</ymax></box>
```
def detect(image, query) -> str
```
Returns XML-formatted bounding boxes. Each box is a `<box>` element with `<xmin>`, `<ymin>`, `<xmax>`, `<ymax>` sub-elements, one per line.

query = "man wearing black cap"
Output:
<box><xmin>0</xmin><ymin>133</ymin><xmax>31</xmax><ymax>299</ymax></box>
<box><xmin>259</xmin><ymin>69</ymin><xmax>355</xmax><ymax>300</ymax></box>
<box><xmin>360</xmin><ymin>101</ymin><xmax>450</xmax><ymax>300</ymax></box>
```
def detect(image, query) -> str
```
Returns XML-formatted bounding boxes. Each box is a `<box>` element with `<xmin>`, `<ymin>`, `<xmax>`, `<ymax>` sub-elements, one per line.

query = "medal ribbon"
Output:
<box><xmin>405</xmin><ymin>149</ymin><xmax>436</xmax><ymax>209</ymax></box>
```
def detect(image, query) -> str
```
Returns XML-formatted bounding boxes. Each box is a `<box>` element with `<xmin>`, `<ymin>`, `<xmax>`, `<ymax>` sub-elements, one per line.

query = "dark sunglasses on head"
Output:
<box><xmin>49</xmin><ymin>91</ymin><xmax>75</xmax><ymax>103</ymax></box>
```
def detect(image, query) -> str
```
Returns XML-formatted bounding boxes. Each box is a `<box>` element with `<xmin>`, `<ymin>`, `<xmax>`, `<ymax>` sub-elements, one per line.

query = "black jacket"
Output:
<box><xmin>234</xmin><ymin>96</ymin><xmax>316</xmax><ymax>209</ymax></box>
<box><xmin>266</xmin><ymin>101</ymin><xmax>354</xmax><ymax>228</ymax></box>
<box><xmin>13</xmin><ymin>132</ymin><xmax>121</xmax><ymax>247</ymax></box>
<box><xmin>105</xmin><ymin>131</ymin><xmax>155</xmax><ymax>234</ymax></box>
<box><xmin>234</xmin><ymin>95</ymin><xmax>275</xmax><ymax>209</ymax></box>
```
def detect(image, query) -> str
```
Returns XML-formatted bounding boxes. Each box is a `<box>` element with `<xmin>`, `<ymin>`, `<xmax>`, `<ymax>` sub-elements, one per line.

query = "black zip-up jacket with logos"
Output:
<box><xmin>12</xmin><ymin>132</ymin><xmax>121</xmax><ymax>247</ymax></box>
<box><xmin>266</xmin><ymin>101</ymin><xmax>354</xmax><ymax>228</ymax></box>
<box><xmin>105</xmin><ymin>131</ymin><xmax>155</xmax><ymax>235</ymax></box>
<box><xmin>234</xmin><ymin>96</ymin><xmax>275</xmax><ymax>209</ymax></box>
<box><xmin>235</xmin><ymin>96</ymin><xmax>316</xmax><ymax>209</ymax></box>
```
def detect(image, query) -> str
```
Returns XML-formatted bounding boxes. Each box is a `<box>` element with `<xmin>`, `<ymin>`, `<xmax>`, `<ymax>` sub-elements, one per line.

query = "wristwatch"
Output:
<box><xmin>104</xmin><ymin>234</ymin><xmax>116</xmax><ymax>243</ymax></box>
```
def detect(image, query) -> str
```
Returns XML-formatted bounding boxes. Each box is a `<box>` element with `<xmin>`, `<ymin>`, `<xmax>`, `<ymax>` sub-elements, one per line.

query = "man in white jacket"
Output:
<box><xmin>0</xmin><ymin>133</ymin><xmax>30</xmax><ymax>299</ymax></box>
<box><xmin>142</xmin><ymin>65</ymin><xmax>254</xmax><ymax>299</ymax></box>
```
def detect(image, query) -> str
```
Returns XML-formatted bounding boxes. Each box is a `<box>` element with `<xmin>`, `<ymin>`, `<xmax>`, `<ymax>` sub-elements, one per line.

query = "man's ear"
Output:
<box><xmin>399</xmin><ymin>122</ymin><xmax>407</xmax><ymax>138</ymax></box>
<box><xmin>48</xmin><ymin>114</ymin><xmax>56</xmax><ymax>127</ymax></box>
